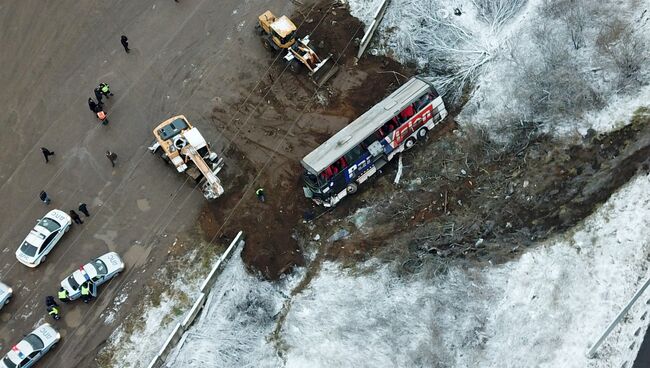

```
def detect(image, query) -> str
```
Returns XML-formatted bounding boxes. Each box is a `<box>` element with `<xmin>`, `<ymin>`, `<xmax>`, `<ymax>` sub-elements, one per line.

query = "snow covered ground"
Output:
<box><xmin>349</xmin><ymin>0</ymin><xmax>650</xmax><ymax>135</ymax></box>
<box><xmin>165</xmin><ymin>172</ymin><xmax>650</xmax><ymax>367</ymax></box>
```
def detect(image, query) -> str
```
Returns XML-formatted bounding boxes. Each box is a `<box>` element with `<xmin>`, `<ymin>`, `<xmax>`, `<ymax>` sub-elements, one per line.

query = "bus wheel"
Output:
<box><xmin>346</xmin><ymin>183</ymin><xmax>358</xmax><ymax>194</ymax></box>
<box><xmin>417</xmin><ymin>127</ymin><xmax>428</xmax><ymax>140</ymax></box>
<box><xmin>405</xmin><ymin>137</ymin><xmax>416</xmax><ymax>150</ymax></box>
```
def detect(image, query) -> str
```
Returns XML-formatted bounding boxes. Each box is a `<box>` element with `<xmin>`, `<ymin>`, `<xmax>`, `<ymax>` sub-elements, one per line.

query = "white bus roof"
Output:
<box><xmin>301</xmin><ymin>77</ymin><xmax>435</xmax><ymax>175</ymax></box>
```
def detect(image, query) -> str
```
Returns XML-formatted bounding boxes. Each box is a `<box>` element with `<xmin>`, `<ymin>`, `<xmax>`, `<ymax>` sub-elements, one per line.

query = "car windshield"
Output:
<box><xmin>38</xmin><ymin>218</ymin><xmax>60</xmax><ymax>232</ymax></box>
<box><xmin>92</xmin><ymin>259</ymin><xmax>108</xmax><ymax>276</ymax></box>
<box><xmin>20</xmin><ymin>241</ymin><xmax>38</xmax><ymax>257</ymax></box>
<box><xmin>67</xmin><ymin>275</ymin><xmax>80</xmax><ymax>290</ymax></box>
<box><xmin>2</xmin><ymin>356</ymin><xmax>17</xmax><ymax>368</ymax></box>
<box><xmin>24</xmin><ymin>334</ymin><xmax>44</xmax><ymax>350</ymax></box>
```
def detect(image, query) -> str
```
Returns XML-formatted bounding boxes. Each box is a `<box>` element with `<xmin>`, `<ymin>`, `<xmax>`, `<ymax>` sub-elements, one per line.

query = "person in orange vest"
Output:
<box><xmin>96</xmin><ymin>109</ymin><xmax>108</xmax><ymax>125</ymax></box>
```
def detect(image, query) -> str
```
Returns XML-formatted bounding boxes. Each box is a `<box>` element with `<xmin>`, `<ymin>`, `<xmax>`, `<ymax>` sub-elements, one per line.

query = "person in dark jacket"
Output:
<box><xmin>88</xmin><ymin>98</ymin><xmax>99</xmax><ymax>113</ymax></box>
<box><xmin>106</xmin><ymin>150</ymin><xmax>117</xmax><ymax>167</ymax></box>
<box><xmin>45</xmin><ymin>295</ymin><xmax>58</xmax><ymax>308</ymax></box>
<box><xmin>120</xmin><ymin>35</ymin><xmax>130</xmax><ymax>53</ymax></box>
<box><xmin>78</xmin><ymin>203</ymin><xmax>90</xmax><ymax>217</ymax></box>
<box><xmin>39</xmin><ymin>190</ymin><xmax>51</xmax><ymax>205</ymax></box>
<box><xmin>94</xmin><ymin>87</ymin><xmax>103</xmax><ymax>105</ymax></box>
<box><xmin>69</xmin><ymin>210</ymin><xmax>83</xmax><ymax>224</ymax></box>
<box><xmin>41</xmin><ymin>147</ymin><xmax>55</xmax><ymax>163</ymax></box>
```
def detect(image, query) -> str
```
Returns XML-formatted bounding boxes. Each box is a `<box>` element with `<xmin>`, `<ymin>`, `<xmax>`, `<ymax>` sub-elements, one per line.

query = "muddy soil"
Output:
<box><xmin>197</xmin><ymin>0</ymin><xmax>416</xmax><ymax>280</ymax></box>
<box><xmin>320</xmin><ymin>109</ymin><xmax>650</xmax><ymax>272</ymax></box>
<box><xmin>199</xmin><ymin>0</ymin><xmax>649</xmax><ymax>280</ymax></box>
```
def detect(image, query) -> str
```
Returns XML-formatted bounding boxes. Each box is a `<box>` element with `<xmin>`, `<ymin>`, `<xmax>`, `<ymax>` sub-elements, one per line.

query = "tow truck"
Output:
<box><xmin>148</xmin><ymin>115</ymin><xmax>225</xmax><ymax>200</ymax></box>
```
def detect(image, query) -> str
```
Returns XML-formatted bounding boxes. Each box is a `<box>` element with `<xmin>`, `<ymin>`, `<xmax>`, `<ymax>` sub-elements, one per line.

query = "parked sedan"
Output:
<box><xmin>0</xmin><ymin>282</ymin><xmax>12</xmax><ymax>311</ymax></box>
<box><xmin>15</xmin><ymin>210</ymin><xmax>71</xmax><ymax>268</ymax></box>
<box><xmin>0</xmin><ymin>323</ymin><xmax>60</xmax><ymax>368</ymax></box>
<box><xmin>60</xmin><ymin>252</ymin><xmax>125</xmax><ymax>301</ymax></box>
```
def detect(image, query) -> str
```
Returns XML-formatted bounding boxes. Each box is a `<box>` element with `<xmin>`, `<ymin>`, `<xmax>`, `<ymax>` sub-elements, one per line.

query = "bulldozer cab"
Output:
<box><xmin>258</xmin><ymin>11</ymin><xmax>296</xmax><ymax>49</ymax></box>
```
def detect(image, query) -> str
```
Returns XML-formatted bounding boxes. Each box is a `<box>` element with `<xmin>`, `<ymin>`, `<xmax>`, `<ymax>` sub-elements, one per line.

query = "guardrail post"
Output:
<box><xmin>356</xmin><ymin>0</ymin><xmax>391</xmax><ymax>59</ymax></box>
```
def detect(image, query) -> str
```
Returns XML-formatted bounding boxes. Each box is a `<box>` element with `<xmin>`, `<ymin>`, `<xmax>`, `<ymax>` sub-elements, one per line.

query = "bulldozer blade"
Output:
<box><xmin>311</xmin><ymin>59</ymin><xmax>339</xmax><ymax>87</ymax></box>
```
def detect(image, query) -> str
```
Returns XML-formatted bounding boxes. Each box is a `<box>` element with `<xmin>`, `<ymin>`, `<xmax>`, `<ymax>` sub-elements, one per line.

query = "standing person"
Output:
<box><xmin>99</xmin><ymin>83</ymin><xmax>113</xmax><ymax>98</ymax></box>
<box><xmin>78</xmin><ymin>202</ymin><xmax>90</xmax><ymax>217</ymax></box>
<box><xmin>120</xmin><ymin>35</ymin><xmax>130</xmax><ymax>53</ymax></box>
<box><xmin>88</xmin><ymin>97</ymin><xmax>99</xmax><ymax>113</ymax></box>
<box><xmin>40</xmin><ymin>147</ymin><xmax>55</xmax><ymax>163</ymax></box>
<box><xmin>39</xmin><ymin>190</ymin><xmax>51</xmax><ymax>205</ymax></box>
<box><xmin>69</xmin><ymin>210</ymin><xmax>83</xmax><ymax>224</ymax></box>
<box><xmin>46</xmin><ymin>296</ymin><xmax>61</xmax><ymax>320</ymax></box>
<box><xmin>106</xmin><ymin>150</ymin><xmax>117</xmax><ymax>167</ymax></box>
<box><xmin>94</xmin><ymin>87</ymin><xmax>103</xmax><ymax>105</ymax></box>
<box><xmin>81</xmin><ymin>282</ymin><xmax>92</xmax><ymax>303</ymax></box>
<box><xmin>57</xmin><ymin>287</ymin><xmax>70</xmax><ymax>303</ymax></box>
<box><xmin>255</xmin><ymin>188</ymin><xmax>265</xmax><ymax>203</ymax></box>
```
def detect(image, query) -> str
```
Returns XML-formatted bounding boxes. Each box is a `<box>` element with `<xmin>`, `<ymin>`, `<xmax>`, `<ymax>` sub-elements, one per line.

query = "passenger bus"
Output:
<box><xmin>301</xmin><ymin>76</ymin><xmax>447</xmax><ymax>207</ymax></box>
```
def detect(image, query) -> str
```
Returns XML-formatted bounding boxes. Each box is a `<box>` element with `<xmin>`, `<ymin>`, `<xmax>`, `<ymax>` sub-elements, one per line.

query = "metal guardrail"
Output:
<box><xmin>356</xmin><ymin>0</ymin><xmax>391</xmax><ymax>59</ymax></box>
<box><xmin>146</xmin><ymin>231</ymin><xmax>244</xmax><ymax>368</ymax></box>
<box><xmin>587</xmin><ymin>277</ymin><xmax>650</xmax><ymax>359</ymax></box>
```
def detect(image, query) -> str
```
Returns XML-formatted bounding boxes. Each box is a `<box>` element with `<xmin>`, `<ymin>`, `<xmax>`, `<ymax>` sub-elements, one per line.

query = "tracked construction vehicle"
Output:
<box><xmin>256</xmin><ymin>10</ymin><xmax>339</xmax><ymax>86</ymax></box>
<box><xmin>148</xmin><ymin>115</ymin><xmax>225</xmax><ymax>200</ymax></box>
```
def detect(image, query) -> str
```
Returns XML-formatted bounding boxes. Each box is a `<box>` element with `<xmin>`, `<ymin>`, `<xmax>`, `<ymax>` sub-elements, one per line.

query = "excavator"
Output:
<box><xmin>256</xmin><ymin>10</ymin><xmax>339</xmax><ymax>86</ymax></box>
<box><xmin>148</xmin><ymin>115</ymin><xmax>225</xmax><ymax>200</ymax></box>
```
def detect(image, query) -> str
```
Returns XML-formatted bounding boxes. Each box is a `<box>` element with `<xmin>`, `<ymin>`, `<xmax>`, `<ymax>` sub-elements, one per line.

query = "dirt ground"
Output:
<box><xmin>198</xmin><ymin>0</ymin><xmax>415</xmax><ymax>280</ymax></box>
<box><xmin>196</xmin><ymin>0</ymin><xmax>650</xmax><ymax>282</ymax></box>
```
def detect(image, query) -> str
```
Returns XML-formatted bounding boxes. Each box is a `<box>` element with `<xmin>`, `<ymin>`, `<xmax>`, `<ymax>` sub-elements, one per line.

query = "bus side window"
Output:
<box><xmin>381</xmin><ymin>116</ymin><xmax>398</xmax><ymax>136</ymax></box>
<box><xmin>344</xmin><ymin>145</ymin><xmax>363</xmax><ymax>164</ymax></box>
<box><xmin>339</xmin><ymin>157</ymin><xmax>348</xmax><ymax>169</ymax></box>
<box><xmin>400</xmin><ymin>104</ymin><xmax>415</xmax><ymax>123</ymax></box>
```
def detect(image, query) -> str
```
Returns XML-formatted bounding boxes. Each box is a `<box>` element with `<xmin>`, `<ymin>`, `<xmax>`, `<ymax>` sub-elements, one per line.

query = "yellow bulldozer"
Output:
<box><xmin>256</xmin><ymin>10</ymin><xmax>339</xmax><ymax>86</ymax></box>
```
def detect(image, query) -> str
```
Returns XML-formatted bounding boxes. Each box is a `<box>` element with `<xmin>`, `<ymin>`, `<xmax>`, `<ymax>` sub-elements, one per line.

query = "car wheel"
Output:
<box><xmin>405</xmin><ymin>137</ymin><xmax>416</xmax><ymax>150</ymax></box>
<box><xmin>40</xmin><ymin>255</ymin><xmax>46</xmax><ymax>264</ymax></box>
<box><xmin>417</xmin><ymin>127</ymin><xmax>428</xmax><ymax>140</ymax></box>
<box><xmin>346</xmin><ymin>183</ymin><xmax>358</xmax><ymax>194</ymax></box>
<box><xmin>255</xmin><ymin>24</ymin><xmax>264</xmax><ymax>35</ymax></box>
<box><xmin>4</xmin><ymin>297</ymin><xmax>10</xmax><ymax>305</ymax></box>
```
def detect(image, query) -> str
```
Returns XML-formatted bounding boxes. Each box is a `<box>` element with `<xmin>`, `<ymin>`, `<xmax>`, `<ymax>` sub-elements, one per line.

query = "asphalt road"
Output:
<box><xmin>0</xmin><ymin>0</ymin><xmax>290</xmax><ymax>366</ymax></box>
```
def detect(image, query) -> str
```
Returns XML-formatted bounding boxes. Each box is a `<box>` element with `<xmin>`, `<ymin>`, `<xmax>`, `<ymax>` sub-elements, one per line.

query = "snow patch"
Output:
<box><xmin>164</xmin><ymin>172</ymin><xmax>650</xmax><ymax>367</ymax></box>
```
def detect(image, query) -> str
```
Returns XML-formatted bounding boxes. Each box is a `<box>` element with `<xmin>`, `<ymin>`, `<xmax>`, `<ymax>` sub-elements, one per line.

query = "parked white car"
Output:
<box><xmin>15</xmin><ymin>209</ymin><xmax>71</xmax><ymax>268</ymax></box>
<box><xmin>0</xmin><ymin>282</ymin><xmax>12</xmax><ymax>310</ymax></box>
<box><xmin>0</xmin><ymin>323</ymin><xmax>60</xmax><ymax>368</ymax></box>
<box><xmin>60</xmin><ymin>252</ymin><xmax>125</xmax><ymax>301</ymax></box>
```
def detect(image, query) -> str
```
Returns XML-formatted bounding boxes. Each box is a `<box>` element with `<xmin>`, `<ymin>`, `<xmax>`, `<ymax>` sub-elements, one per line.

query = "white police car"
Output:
<box><xmin>0</xmin><ymin>323</ymin><xmax>60</xmax><ymax>368</ymax></box>
<box><xmin>15</xmin><ymin>209</ymin><xmax>72</xmax><ymax>268</ymax></box>
<box><xmin>0</xmin><ymin>282</ymin><xmax>12</xmax><ymax>310</ymax></box>
<box><xmin>60</xmin><ymin>252</ymin><xmax>125</xmax><ymax>301</ymax></box>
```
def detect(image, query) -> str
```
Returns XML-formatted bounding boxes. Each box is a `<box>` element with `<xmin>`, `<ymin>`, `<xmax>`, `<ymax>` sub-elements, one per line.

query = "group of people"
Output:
<box><xmin>88</xmin><ymin>82</ymin><xmax>114</xmax><ymax>125</ymax></box>
<box><xmin>38</xmin><ymin>189</ymin><xmax>91</xmax><ymax>225</ymax></box>
<box><xmin>46</xmin><ymin>282</ymin><xmax>96</xmax><ymax>320</ymax></box>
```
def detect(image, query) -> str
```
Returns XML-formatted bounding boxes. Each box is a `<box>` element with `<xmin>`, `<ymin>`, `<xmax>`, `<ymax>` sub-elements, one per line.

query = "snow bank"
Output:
<box><xmin>167</xmin><ymin>172</ymin><xmax>650</xmax><ymax>367</ymax></box>
<box><xmin>282</xmin><ymin>173</ymin><xmax>650</xmax><ymax>367</ymax></box>
<box><xmin>169</xmin><ymin>260</ymin><xmax>302</xmax><ymax>367</ymax></box>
